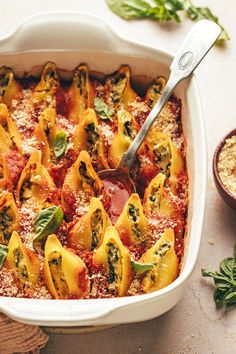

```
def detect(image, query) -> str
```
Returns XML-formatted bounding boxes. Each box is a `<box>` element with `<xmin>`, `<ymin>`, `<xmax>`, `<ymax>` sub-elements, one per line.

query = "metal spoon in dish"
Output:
<box><xmin>98</xmin><ymin>20</ymin><xmax>221</xmax><ymax>220</ymax></box>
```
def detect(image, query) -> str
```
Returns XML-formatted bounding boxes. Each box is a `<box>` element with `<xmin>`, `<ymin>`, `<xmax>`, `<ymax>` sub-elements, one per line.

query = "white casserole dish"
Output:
<box><xmin>0</xmin><ymin>12</ymin><xmax>206</xmax><ymax>327</ymax></box>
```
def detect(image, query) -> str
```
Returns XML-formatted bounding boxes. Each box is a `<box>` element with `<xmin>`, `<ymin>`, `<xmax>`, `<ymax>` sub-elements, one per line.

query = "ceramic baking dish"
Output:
<box><xmin>0</xmin><ymin>12</ymin><xmax>206</xmax><ymax>327</ymax></box>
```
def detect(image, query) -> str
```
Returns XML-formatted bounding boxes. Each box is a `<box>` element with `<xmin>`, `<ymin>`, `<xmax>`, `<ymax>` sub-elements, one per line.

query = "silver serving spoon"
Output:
<box><xmin>99</xmin><ymin>20</ymin><xmax>221</xmax><ymax>200</ymax></box>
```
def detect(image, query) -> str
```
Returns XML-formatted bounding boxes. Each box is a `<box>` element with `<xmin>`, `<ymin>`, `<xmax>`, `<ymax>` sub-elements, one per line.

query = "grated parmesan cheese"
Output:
<box><xmin>153</xmin><ymin>104</ymin><xmax>178</xmax><ymax>134</ymax></box>
<box><xmin>218</xmin><ymin>135</ymin><xmax>236</xmax><ymax>196</ymax></box>
<box><xmin>75</xmin><ymin>190</ymin><xmax>89</xmax><ymax>216</ymax></box>
<box><xmin>10</xmin><ymin>89</ymin><xmax>34</xmax><ymax>134</ymax></box>
<box><xmin>57</xmin><ymin>114</ymin><xmax>75</xmax><ymax>133</ymax></box>
<box><xmin>21</xmin><ymin>136</ymin><xmax>38</xmax><ymax>155</ymax></box>
<box><xmin>99</xmin><ymin>124</ymin><xmax>114</xmax><ymax>145</ymax></box>
<box><xmin>129</xmin><ymin>100</ymin><xmax>149</xmax><ymax>113</ymax></box>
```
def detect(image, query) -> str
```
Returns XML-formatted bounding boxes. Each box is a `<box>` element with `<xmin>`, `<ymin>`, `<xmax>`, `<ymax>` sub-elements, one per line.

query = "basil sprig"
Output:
<box><xmin>94</xmin><ymin>97</ymin><xmax>114</xmax><ymax>121</ymax></box>
<box><xmin>0</xmin><ymin>244</ymin><xmax>8</xmax><ymax>269</ymax></box>
<box><xmin>53</xmin><ymin>131</ymin><xmax>67</xmax><ymax>159</ymax></box>
<box><xmin>33</xmin><ymin>206</ymin><xmax>64</xmax><ymax>244</ymax></box>
<box><xmin>202</xmin><ymin>243</ymin><xmax>236</xmax><ymax>307</ymax></box>
<box><xmin>131</xmin><ymin>260</ymin><xmax>154</xmax><ymax>274</ymax></box>
<box><xmin>184</xmin><ymin>0</ymin><xmax>229</xmax><ymax>43</ymax></box>
<box><xmin>106</xmin><ymin>0</ymin><xmax>229</xmax><ymax>43</ymax></box>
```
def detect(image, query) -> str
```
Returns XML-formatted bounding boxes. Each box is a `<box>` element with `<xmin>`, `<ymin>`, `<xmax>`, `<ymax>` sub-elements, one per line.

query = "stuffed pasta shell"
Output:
<box><xmin>0</xmin><ymin>104</ymin><xmax>22</xmax><ymax>153</ymax></box>
<box><xmin>146</xmin><ymin>131</ymin><xmax>184</xmax><ymax>193</ymax></box>
<box><xmin>33</xmin><ymin>62</ymin><xmax>59</xmax><ymax>106</ymax></box>
<box><xmin>34</xmin><ymin>108</ymin><xmax>67</xmax><ymax>168</ymax></box>
<box><xmin>143</xmin><ymin>173</ymin><xmax>166</xmax><ymax>215</ymax></box>
<box><xmin>68</xmin><ymin>197</ymin><xmax>111</xmax><ymax>250</ymax></box>
<box><xmin>141</xmin><ymin>228</ymin><xmax>178</xmax><ymax>293</ymax></box>
<box><xmin>0</xmin><ymin>66</ymin><xmax>21</xmax><ymax>107</ymax></box>
<box><xmin>6</xmin><ymin>231</ymin><xmax>40</xmax><ymax>288</ymax></box>
<box><xmin>73</xmin><ymin>108</ymin><xmax>108</xmax><ymax>169</ymax></box>
<box><xmin>0</xmin><ymin>192</ymin><xmax>19</xmax><ymax>244</ymax></box>
<box><xmin>105</xmin><ymin>66</ymin><xmax>137</xmax><ymax>111</ymax></box>
<box><xmin>44</xmin><ymin>234</ymin><xmax>90</xmax><ymax>299</ymax></box>
<box><xmin>16</xmin><ymin>150</ymin><xmax>56</xmax><ymax>209</ymax></box>
<box><xmin>145</xmin><ymin>76</ymin><xmax>166</xmax><ymax>108</ymax></box>
<box><xmin>109</xmin><ymin>110</ymin><xmax>139</xmax><ymax>168</ymax></box>
<box><xmin>62</xmin><ymin>150</ymin><xmax>103</xmax><ymax>218</ymax></box>
<box><xmin>93</xmin><ymin>226</ymin><xmax>132</xmax><ymax>296</ymax></box>
<box><xmin>115</xmin><ymin>193</ymin><xmax>148</xmax><ymax>246</ymax></box>
<box><xmin>68</xmin><ymin>64</ymin><xmax>94</xmax><ymax>123</ymax></box>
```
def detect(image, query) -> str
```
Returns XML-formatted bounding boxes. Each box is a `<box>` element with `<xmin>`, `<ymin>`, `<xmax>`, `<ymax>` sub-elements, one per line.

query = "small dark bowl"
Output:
<box><xmin>213</xmin><ymin>128</ymin><xmax>236</xmax><ymax>209</ymax></box>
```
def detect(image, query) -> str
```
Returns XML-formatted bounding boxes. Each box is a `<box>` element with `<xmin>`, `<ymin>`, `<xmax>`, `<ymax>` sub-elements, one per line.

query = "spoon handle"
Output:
<box><xmin>118</xmin><ymin>20</ymin><xmax>221</xmax><ymax>174</ymax></box>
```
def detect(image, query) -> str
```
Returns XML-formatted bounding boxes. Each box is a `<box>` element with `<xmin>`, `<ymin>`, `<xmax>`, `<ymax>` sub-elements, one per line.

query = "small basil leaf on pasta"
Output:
<box><xmin>33</xmin><ymin>206</ymin><xmax>64</xmax><ymax>243</ymax></box>
<box><xmin>53</xmin><ymin>131</ymin><xmax>67</xmax><ymax>159</ymax></box>
<box><xmin>131</xmin><ymin>260</ymin><xmax>154</xmax><ymax>274</ymax></box>
<box><xmin>0</xmin><ymin>244</ymin><xmax>8</xmax><ymax>269</ymax></box>
<box><xmin>94</xmin><ymin>98</ymin><xmax>114</xmax><ymax>121</ymax></box>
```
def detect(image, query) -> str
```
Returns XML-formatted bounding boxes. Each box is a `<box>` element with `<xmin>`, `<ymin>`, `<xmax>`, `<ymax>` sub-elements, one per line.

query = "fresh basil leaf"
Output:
<box><xmin>0</xmin><ymin>244</ymin><xmax>8</xmax><ymax>269</ymax></box>
<box><xmin>214</xmin><ymin>287</ymin><xmax>229</xmax><ymax>305</ymax></box>
<box><xmin>232</xmin><ymin>258</ymin><xmax>236</xmax><ymax>282</ymax></box>
<box><xmin>152</xmin><ymin>0</ymin><xmax>184</xmax><ymax>22</ymax></box>
<box><xmin>183</xmin><ymin>0</ymin><xmax>229</xmax><ymax>43</ymax></box>
<box><xmin>106</xmin><ymin>0</ymin><xmax>151</xmax><ymax>20</ymax></box>
<box><xmin>202</xmin><ymin>243</ymin><xmax>236</xmax><ymax>308</ymax></box>
<box><xmin>201</xmin><ymin>269</ymin><xmax>230</xmax><ymax>284</ymax></box>
<box><xmin>106</xmin><ymin>0</ymin><xmax>229</xmax><ymax>43</ymax></box>
<box><xmin>53</xmin><ymin>131</ymin><xmax>67</xmax><ymax>159</ymax></box>
<box><xmin>223</xmin><ymin>292</ymin><xmax>236</xmax><ymax>306</ymax></box>
<box><xmin>131</xmin><ymin>260</ymin><xmax>154</xmax><ymax>274</ymax></box>
<box><xmin>106</xmin><ymin>0</ymin><xmax>183</xmax><ymax>22</ymax></box>
<box><xmin>219</xmin><ymin>257</ymin><xmax>234</xmax><ymax>278</ymax></box>
<box><xmin>94</xmin><ymin>98</ymin><xmax>114</xmax><ymax>121</ymax></box>
<box><xmin>33</xmin><ymin>206</ymin><xmax>64</xmax><ymax>243</ymax></box>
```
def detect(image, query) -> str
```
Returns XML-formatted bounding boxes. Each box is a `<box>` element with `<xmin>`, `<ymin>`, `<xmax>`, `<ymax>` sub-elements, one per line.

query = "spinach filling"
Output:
<box><xmin>110</xmin><ymin>72</ymin><xmax>126</xmax><ymax>104</ymax></box>
<box><xmin>148</xmin><ymin>242</ymin><xmax>171</xmax><ymax>284</ymax></box>
<box><xmin>20</xmin><ymin>265</ymin><xmax>29</xmax><ymax>280</ymax></box>
<box><xmin>0</xmin><ymin>70</ymin><xmax>10</xmax><ymax>96</ymax></box>
<box><xmin>44</xmin><ymin>69</ymin><xmax>59</xmax><ymax>91</ymax></box>
<box><xmin>20</xmin><ymin>180</ymin><xmax>32</xmax><ymax>202</ymax></box>
<box><xmin>0</xmin><ymin>206</ymin><xmax>13</xmax><ymax>242</ymax></box>
<box><xmin>153</xmin><ymin>142</ymin><xmax>171</xmax><ymax>176</ymax></box>
<box><xmin>77</xmin><ymin>70</ymin><xmax>88</xmax><ymax>100</ymax></box>
<box><xmin>79</xmin><ymin>161</ymin><xmax>95</xmax><ymax>186</ymax></box>
<box><xmin>149</xmin><ymin>185</ymin><xmax>161</xmax><ymax>211</ymax></box>
<box><xmin>154</xmin><ymin>242</ymin><xmax>171</xmax><ymax>259</ymax></box>
<box><xmin>107</xmin><ymin>243</ymin><xmax>120</xmax><ymax>293</ymax></box>
<box><xmin>84</xmin><ymin>123</ymin><xmax>99</xmax><ymax>156</ymax></box>
<box><xmin>91</xmin><ymin>208</ymin><xmax>103</xmax><ymax>249</ymax></box>
<box><xmin>13</xmin><ymin>247</ymin><xmax>29</xmax><ymax>280</ymax></box>
<box><xmin>13</xmin><ymin>247</ymin><xmax>23</xmax><ymax>268</ymax></box>
<box><xmin>49</xmin><ymin>251</ymin><xmax>69</xmax><ymax>297</ymax></box>
<box><xmin>124</xmin><ymin>120</ymin><xmax>135</xmax><ymax>139</ymax></box>
<box><xmin>148</xmin><ymin>79</ymin><xmax>165</xmax><ymax>108</ymax></box>
<box><xmin>128</xmin><ymin>203</ymin><xmax>141</xmax><ymax>239</ymax></box>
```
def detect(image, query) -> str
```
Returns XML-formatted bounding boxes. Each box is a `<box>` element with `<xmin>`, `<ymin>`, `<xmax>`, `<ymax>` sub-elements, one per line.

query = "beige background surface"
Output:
<box><xmin>0</xmin><ymin>1</ymin><xmax>235</xmax><ymax>353</ymax></box>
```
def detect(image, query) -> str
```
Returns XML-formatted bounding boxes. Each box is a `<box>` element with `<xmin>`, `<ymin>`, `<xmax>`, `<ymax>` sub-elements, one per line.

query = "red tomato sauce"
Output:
<box><xmin>5</xmin><ymin>150</ymin><xmax>25</xmax><ymax>188</ymax></box>
<box><xmin>102</xmin><ymin>178</ymin><xmax>131</xmax><ymax>224</ymax></box>
<box><xmin>56</xmin><ymin>87</ymin><xmax>71</xmax><ymax>117</ymax></box>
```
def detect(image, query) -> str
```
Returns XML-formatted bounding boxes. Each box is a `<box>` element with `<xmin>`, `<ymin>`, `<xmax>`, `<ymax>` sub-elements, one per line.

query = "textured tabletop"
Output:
<box><xmin>1</xmin><ymin>1</ymin><xmax>235</xmax><ymax>353</ymax></box>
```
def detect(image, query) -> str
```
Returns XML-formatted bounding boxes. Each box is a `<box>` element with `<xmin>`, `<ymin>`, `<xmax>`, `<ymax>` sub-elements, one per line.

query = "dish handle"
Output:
<box><xmin>0</xmin><ymin>298</ymin><xmax>116</xmax><ymax>326</ymax></box>
<box><xmin>0</xmin><ymin>12</ymin><xmax>125</xmax><ymax>54</ymax></box>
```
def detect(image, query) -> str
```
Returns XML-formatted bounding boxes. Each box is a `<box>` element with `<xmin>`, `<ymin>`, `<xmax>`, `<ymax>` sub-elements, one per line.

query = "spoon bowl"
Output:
<box><xmin>98</xmin><ymin>168</ymin><xmax>135</xmax><ymax>223</ymax></box>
